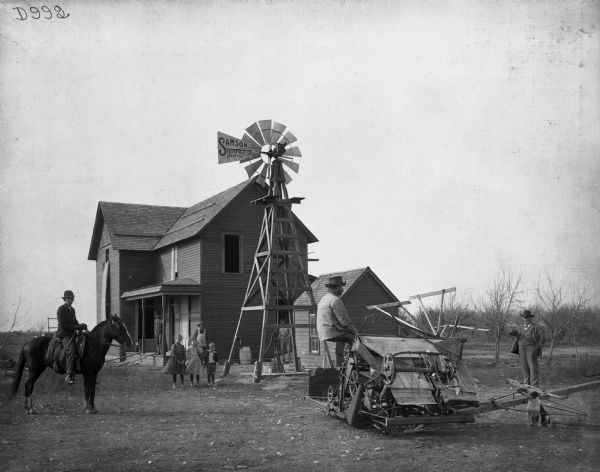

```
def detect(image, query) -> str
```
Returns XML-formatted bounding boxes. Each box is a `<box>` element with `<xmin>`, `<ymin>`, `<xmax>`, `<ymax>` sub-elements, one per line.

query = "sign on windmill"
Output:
<box><xmin>217</xmin><ymin>132</ymin><xmax>261</xmax><ymax>164</ymax></box>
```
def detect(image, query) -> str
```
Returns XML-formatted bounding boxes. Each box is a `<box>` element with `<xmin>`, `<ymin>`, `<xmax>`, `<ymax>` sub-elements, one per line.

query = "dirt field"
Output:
<box><xmin>1</xmin><ymin>345</ymin><xmax>599</xmax><ymax>472</ymax></box>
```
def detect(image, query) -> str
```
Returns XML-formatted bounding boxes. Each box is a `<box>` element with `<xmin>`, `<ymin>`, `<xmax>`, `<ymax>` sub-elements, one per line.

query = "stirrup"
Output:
<box><xmin>65</xmin><ymin>375</ymin><xmax>75</xmax><ymax>385</ymax></box>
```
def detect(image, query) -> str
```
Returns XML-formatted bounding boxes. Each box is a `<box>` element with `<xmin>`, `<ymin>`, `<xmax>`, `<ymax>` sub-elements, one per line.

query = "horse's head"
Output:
<box><xmin>109</xmin><ymin>314</ymin><xmax>133</xmax><ymax>347</ymax></box>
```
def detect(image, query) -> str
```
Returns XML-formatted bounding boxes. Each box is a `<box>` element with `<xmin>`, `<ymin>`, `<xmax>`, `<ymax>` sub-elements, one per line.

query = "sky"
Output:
<box><xmin>1</xmin><ymin>1</ymin><xmax>599</xmax><ymax>329</ymax></box>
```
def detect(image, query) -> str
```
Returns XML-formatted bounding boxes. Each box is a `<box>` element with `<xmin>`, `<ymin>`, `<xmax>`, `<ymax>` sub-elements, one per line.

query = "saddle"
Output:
<box><xmin>46</xmin><ymin>333</ymin><xmax>86</xmax><ymax>374</ymax></box>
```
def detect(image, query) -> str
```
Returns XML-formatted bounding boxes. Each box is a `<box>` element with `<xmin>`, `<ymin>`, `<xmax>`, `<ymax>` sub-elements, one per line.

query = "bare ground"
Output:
<box><xmin>0</xmin><ymin>346</ymin><xmax>599</xmax><ymax>472</ymax></box>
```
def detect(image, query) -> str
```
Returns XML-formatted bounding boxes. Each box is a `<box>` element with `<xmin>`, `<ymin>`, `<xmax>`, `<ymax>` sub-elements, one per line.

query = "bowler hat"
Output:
<box><xmin>62</xmin><ymin>290</ymin><xmax>75</xmax><ymax>299</ymax></box>
<box><xmin>325</xmin><ymin>276</ymin><xmax>346</xmax><ymax>288</ymax></box>
<box><xmin>521</xmin><ymin>309</ymin><xmax>534</xmax><ymax>318</ymax></box>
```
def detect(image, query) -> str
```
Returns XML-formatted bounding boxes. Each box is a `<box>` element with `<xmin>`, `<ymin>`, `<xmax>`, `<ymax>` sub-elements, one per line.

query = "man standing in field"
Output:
<box><xmin>56</xmin><ymin>290</ymin><xmax>86</xmax><ymax>385</ymax></box>
<box><xmin>317</xmin><ymin>276</ymin><xmax>358</xmax><ymax>367</ymax></box>
<box><xmin>510</xmin><ymin>309</ymin><xmax>545</xmax><ymax>387</ymax></box>
<box><xmin>154</xmin><ymin>312</ymin><xmax>163</xmax><ymax>355</ymax></box>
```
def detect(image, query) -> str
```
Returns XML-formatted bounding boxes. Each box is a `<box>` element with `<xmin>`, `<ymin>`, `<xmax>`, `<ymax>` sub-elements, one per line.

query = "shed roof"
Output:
<box><xmin>121</xmin><ymin>278</ymin><xmax>202</xmax><ymax>301</ymax></box>
<box><xmin>294</xmin><ymin>266</ymin><xmax>399</xmax><ymax>306</ymax></box>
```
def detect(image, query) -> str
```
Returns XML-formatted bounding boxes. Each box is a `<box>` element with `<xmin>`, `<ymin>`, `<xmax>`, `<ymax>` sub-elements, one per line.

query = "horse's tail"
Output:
<box><xmin>8</xmin><ymin>344</ymin><xmax>26</xmax><ymax>399</ymax></box>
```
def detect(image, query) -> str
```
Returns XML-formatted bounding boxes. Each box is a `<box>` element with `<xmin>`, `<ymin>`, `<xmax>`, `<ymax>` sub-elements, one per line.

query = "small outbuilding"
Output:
<box><xmin>294</xmin><ymin>267</ymin><xmax>400</xmax><ymax>363</ymax></box>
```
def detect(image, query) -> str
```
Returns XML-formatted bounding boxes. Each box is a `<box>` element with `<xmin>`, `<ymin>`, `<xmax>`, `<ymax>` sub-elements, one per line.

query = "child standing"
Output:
<box><xmin>185</xmin><ymin>339</ymin><xmax>204</xmax><ymax>387</ymax></box>
<box><xmin>163</xmin><ymin>334</ymin><xmax>186</xmax><ymax>388</ymax></box>
<box><xmin>204</xmin><ymin>342</ymin><xmax>219</xmax><ymax>387</ymax></box>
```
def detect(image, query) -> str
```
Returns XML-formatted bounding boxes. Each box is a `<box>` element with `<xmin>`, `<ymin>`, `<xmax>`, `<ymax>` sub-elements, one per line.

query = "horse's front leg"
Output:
<box><xmin>83</xmin><ymin>372</ymin><xmax>99</xmax><ymax>414</ymax></box>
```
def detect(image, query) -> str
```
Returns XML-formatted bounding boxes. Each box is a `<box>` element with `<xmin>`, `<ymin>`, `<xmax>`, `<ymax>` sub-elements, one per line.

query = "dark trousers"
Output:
<box><xmin>519</xmin><ymin>344</ymin><xmax>540</xmax><ymax>387</ymax></box>
<box><xmin>325</xmin><ymin>333</ymin><xmax>355</xmax><ymax>367</ymax></box>
<box><xmin>61</xmin><ymin>334</ymin><xmax>76</xmax><ymax>376</ymax></box>
<box><xmin>207</xmin><ymin>363</ymin><xmax>216</xmax><ymax>384</ymax></box>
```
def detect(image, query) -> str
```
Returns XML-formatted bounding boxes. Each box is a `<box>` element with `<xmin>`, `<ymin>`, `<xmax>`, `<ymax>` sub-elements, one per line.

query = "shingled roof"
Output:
<box><xmin>88</xmin><ymin>178</ymin><xmax>317</xmax><ymax>259</ymax></box>
<box><xmin>88</xmin><ymin>202</ymin><xmax>187</xmax><ymax>259</ymax></box>
<box><xmin>294</xmin><ymin>266</ymin><xmax>398</xmax><ymax>306</ymax></box>
<box><xmin>153</xmin><ymin>178</ymin><xmax>252</xmax><ymax>250</ymax></box>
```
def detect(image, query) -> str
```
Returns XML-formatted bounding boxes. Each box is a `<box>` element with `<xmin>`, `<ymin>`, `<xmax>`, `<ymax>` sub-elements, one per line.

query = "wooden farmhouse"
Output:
<box><xmin>294</xmin><ymin>267</ymin><xmax>400</xmax><ymax>362</ymax></box>
<box><xmin>87</xmin><ymin>178</ymin><xmax>317</xmax><ymax>358</ymax></box>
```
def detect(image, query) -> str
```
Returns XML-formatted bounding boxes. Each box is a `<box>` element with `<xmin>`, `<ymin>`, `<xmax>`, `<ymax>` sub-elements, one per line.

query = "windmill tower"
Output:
<box><xmin>218</xmin><ymin>120</ymin><xmax>317</xmax><ymax>382</ymax></box>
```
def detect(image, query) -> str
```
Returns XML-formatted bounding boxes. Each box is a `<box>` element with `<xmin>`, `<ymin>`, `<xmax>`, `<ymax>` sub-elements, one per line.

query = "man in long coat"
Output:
<box><xmin>316</xmin><ymin>276</ymin><xmax>358</xmax><ymax>366</ymax></box>
<box><xmin>511</xmin><ymin>309</ymin><xmax>545</xmax><ymax>387</ymax></box>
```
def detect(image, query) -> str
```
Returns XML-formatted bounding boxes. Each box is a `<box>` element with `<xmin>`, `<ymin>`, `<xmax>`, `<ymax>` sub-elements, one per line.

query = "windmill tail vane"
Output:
<box><xmin>217</xmin><ymin>120</ymin><xmax>301</xmax><ymax>194</ymax></box>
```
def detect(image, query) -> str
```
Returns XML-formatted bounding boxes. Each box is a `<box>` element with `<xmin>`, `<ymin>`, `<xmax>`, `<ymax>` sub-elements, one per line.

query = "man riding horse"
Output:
<box><xmin>56</xmin><ymin>290</ymin><xmax>87</xmax><ymax>384</ymax></box>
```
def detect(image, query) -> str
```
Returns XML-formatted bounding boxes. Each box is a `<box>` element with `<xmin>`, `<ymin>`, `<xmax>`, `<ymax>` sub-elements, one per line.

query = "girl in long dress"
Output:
<box><xmin>185</xmin><ymin>339</ymin><xmax>204</xmax><ymax>387</ymax></box>
<box><xmin>163</xmin><ymin>335</ymin><xmax>186</xmax><ymax>388</ymax></box>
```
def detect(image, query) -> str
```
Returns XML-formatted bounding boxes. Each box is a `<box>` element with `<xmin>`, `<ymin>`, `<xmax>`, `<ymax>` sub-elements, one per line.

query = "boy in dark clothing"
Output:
<box><xmin>204</xmin><ymin>342</ymin><xmax>218</xmax><ymax>387</ymax></box>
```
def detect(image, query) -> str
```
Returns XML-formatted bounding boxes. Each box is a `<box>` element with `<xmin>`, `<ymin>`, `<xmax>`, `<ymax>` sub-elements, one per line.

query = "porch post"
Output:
<box><xmin>141</xmin><ymin>298</ymin><xmax>145</xmax><ymax>353</ymax></box>
<box><xmin>161</xmin><ymin>293</ymin><xmax>166</xmax><ymax>362</ymax></box>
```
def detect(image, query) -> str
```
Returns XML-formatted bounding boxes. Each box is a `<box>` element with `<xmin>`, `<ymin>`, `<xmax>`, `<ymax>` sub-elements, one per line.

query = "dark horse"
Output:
<box><xmin>9</xmin><ymin>313</ymin><xmax>132</xmax><ymax>414</ymax></box>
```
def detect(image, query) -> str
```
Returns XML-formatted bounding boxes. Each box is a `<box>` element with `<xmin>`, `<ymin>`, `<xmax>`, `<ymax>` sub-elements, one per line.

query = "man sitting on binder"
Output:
<box><xmin>316</xmin><ymin>276</ymin><xmax>358</xmax><ymax>367</ymax></box>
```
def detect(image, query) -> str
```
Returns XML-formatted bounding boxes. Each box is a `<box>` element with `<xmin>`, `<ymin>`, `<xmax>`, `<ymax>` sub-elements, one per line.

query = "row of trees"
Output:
<box><xmin>414</xmin><ymin>269</ymin><xmax>599</xmax><ymax>363</ymax></box>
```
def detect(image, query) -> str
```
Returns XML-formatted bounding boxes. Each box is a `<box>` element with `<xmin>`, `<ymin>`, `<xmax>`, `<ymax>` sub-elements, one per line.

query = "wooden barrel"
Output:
<box><xmin>239</xmin><ymin>346</ymin><xmax>252</xmax><ymax>365</ymax></box>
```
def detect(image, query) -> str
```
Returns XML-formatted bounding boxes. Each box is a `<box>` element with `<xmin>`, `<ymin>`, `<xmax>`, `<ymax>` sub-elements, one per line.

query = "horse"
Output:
<box><xmin>9</xmin><ymin>313</ymin><xmax>132</xmax><ymax>414</ymax></box>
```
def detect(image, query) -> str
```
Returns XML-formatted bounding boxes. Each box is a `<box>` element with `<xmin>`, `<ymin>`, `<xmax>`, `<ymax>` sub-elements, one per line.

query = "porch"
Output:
<box><xmin>121</xmin><ymin>278</ymin><xmax>202</xmax><ymax>355</ymax></box>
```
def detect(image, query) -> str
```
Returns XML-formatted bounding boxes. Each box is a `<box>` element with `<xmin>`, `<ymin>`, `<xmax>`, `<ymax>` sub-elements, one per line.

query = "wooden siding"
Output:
<box><xmin>177</xmin><ymin>239</ymin><xmax>201</xmax><ymax>283</ymax></box>
<box><xmin>156</xmin><ymin>248</ymin><xmax>171</xmax><ymax>282</ymax></box>
<box><xmin>294</xmin><ymin>309</ymin><xmax>313</xmax><ymax>356</ymax></box>
<box><xmin>199</xmin><ymin>183</ymin><xmax>310</xmax><ymax>359</ymax></box>
<box><xmin>343</xmin><ymin>273</ymin><xmax>398</xmax><ymax>336</ymax></box>
<box><xmin>94</xmin><ymin>225</ymin><xmax>120</xmax><ymax>325</ymax></box>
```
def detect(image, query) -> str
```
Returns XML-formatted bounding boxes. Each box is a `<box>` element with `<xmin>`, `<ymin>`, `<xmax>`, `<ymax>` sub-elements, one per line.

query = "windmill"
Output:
<box><xmin>218</xmin><ymin>120</ymin><xmax>317</xmax><ymax>382</ymax></box>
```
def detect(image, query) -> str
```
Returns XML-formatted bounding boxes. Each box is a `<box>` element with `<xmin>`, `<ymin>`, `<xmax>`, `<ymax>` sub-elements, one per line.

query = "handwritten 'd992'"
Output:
<box><xmin>13</xmin><ymin>5</ymin><xmax>69</xmax><ymax>20</ymax></box>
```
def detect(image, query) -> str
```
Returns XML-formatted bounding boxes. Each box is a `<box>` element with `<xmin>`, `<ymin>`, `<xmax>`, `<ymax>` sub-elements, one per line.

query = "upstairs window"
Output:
<box><xmin>224</xmin><ymin>234</ymin><xmax>241</xmax><ymax>273</ymax></box>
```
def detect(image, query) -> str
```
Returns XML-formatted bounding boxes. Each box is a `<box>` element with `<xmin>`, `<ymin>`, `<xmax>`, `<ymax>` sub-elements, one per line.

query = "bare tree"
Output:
<box><xmin>536</xmin><ymin>273</ymin><xmax>590</xmax><ymax>363</ymax></box>
<box><xmin>0</xmin><ymin>297</ymin><xmax>28</xmax><ymax>349</ymax></box>
<box><xmin>480</xmin><ymin>268</ymin><xmax>523</xmax><ymax>361</ymax></box>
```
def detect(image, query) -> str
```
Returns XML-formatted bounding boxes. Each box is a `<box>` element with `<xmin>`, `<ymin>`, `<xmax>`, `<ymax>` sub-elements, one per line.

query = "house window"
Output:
<box><xmin>309</xmin><ymin>313</ymin><xmax>320</xmax><ymax>354</ymax></box>
<box><xmin>223</xmin><ymin>234</ymin><xmax>241</xmax><ymax>273</ymax></box>
<box><xmin>170</xmin><ymin>246</ymin><xmax>178</xmax><ymax>280</ymax></box>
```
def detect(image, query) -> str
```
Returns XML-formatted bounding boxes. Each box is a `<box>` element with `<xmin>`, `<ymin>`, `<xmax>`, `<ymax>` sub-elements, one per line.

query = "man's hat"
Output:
<box><xmin>62</xmin><ymin>290</ymin><xmax>75</xmax><ymax>299</ymax></box>
<box><xmin>521</xmin><ymin>309</ymin><xmax>534</xmax><ymax>318</ymax></box>
<box><xmin>325</xmin><ymin>276</ymin><xmax>346</xmax><ymax>288</ymax></box>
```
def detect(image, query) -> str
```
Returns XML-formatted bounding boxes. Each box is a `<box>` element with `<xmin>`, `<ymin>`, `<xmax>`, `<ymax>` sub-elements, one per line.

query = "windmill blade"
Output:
<box><xmin>241</xmin><ymin>133</ymin><xmax>262</xmax><ymax>151</ymax></box>
<box><xmin>282</xmin><ymin>146</ymin><xmax>302</xmax><ymax>158</ymax></box>
<box><xmin>256</xmin><ymin>174</ymin><xmax>267</xmax><ymax>187</ymax></box>
<box><xmin>281</xmin><ymin>157</ymin><xmax>300</xmax><ymax>173</ymax></box>
<box><xmin>280</xmin><ymin>130</ymin><xmax>297</xmax><ymax>145</ymax></box>
<box><xmin>244</xmin><ymin>160</ymin><xmax>264</xmax><ymax>178</ymax></box>
<box><xmin>245</xmin><ymin>122</ymin><xmax>265</xmax><ymax>146</ymax></box>
<box><xmin>270</xmin><ymin>122</ymin><xmax>286</xmax><ymax>144</ymax></box>
<box><xmin>239</xmin><ymin>151</ymin><xmax>262</xmax><ymax>164</ymax></box>
<box><xmin>258</xmin><ymin>119</ymin><xmax>273</xmax><ymax>145</ymax></box>
<box><xmin>259</xmin><ymin>162</ymin><xmax>269</xmax><ymax>180</ymax></box>
<box><xmin>283</xmin><ymin>168</ymin><xmax>293</xmax><ymax>185</ymax></box>
<box><xmin>256</xmin><ymin>163</ymin><xmax>269</xmax><ymax>187</ymax></box>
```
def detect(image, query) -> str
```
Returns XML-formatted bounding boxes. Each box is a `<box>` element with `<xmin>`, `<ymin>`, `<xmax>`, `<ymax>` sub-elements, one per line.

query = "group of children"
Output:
<box><xmin>163</xmin><ymin>335</ymin><xmax>219</xmax><ymax>389</ymax></box>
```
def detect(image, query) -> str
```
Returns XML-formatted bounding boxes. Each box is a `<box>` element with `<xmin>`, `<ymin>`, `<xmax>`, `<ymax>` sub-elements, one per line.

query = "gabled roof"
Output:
<box><xmin>294</xmin><ymin>266</ymin><xmax>399</xmax><ymax>306</ymax></box>
<box><xmin>88</xmin><ymin>202</ymin><xmax>187</xmax><ymax>259</ymax></box>
<box><xmin>88</xmin><ymin>178</ymin><xmax>318</xmax><ymax>260</ymax></box>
